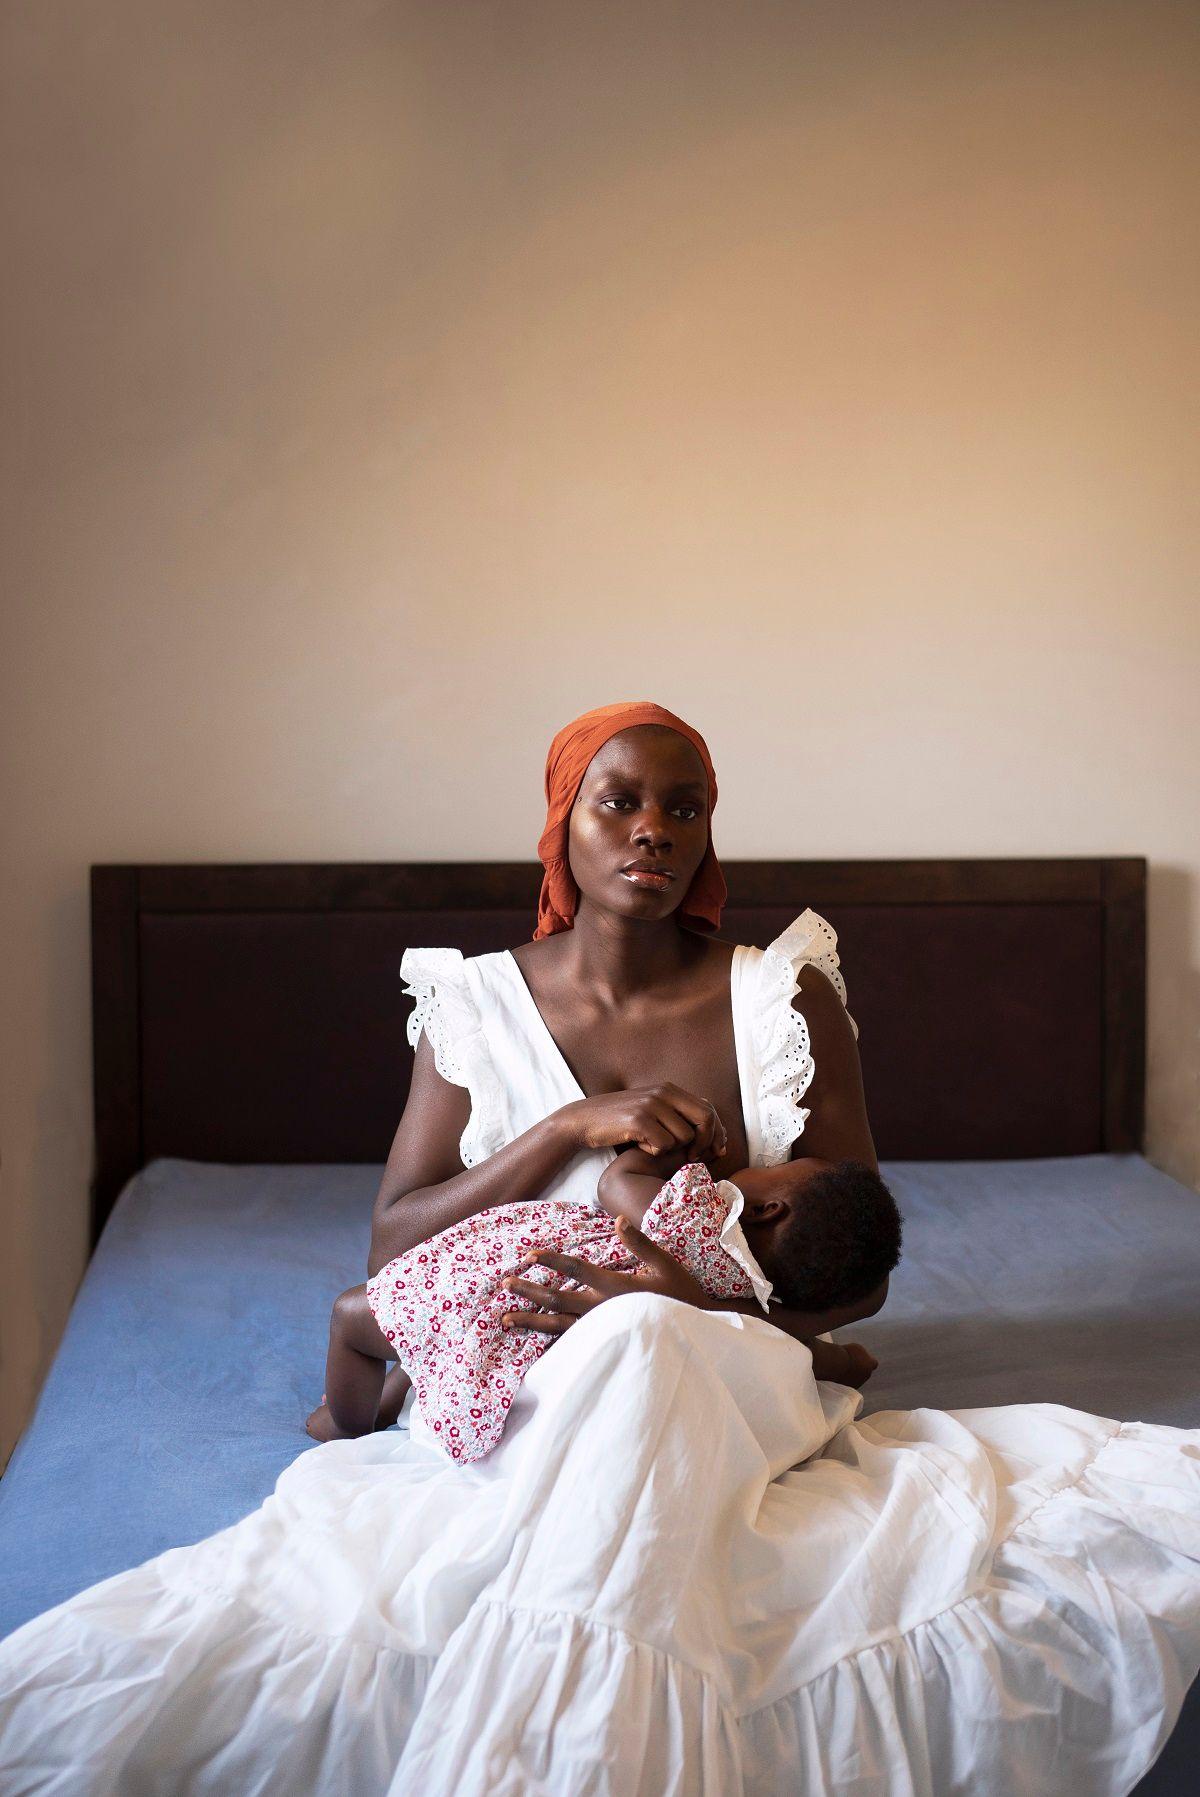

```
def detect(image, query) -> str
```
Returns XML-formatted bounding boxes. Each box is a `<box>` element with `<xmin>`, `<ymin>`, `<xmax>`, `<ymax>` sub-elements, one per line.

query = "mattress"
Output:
<box><xmin>1</xmin><ymin>1153</ymin><xmax>1197</xmax><ymax>1789</ymax></box>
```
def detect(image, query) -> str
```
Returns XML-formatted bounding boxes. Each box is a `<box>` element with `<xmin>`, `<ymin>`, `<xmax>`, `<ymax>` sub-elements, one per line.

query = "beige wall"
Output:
<box><xmin>2</xmin><ymin>0</ymin><xmax>1198</xmax><ymax>1467</ymax></box>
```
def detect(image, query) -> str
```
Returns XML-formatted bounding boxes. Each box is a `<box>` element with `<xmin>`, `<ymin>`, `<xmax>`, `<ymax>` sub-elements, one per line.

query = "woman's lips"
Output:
<box><xmin>619</xmin><ymin>867</ymin><xmax>676</xmax><ymax>890</ymax></box>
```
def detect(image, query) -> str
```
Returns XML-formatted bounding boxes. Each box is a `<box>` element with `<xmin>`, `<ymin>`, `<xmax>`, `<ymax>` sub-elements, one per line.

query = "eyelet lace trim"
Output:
<box><xmin>751</xmin><ymin>910</ymin><xmax>859</xmax><ymax>1167</ymax></box>
<box><xmin>400</xmin><ymin>948</ymin><xmax>509</xmax><ymax>1169</ymax></box>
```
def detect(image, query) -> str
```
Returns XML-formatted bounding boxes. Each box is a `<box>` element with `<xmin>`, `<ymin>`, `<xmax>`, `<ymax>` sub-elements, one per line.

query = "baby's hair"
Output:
<box><xmin>767</xmin><ymin>1161</ymin><xmax>902</xmax><ymax>1311</ymax></box>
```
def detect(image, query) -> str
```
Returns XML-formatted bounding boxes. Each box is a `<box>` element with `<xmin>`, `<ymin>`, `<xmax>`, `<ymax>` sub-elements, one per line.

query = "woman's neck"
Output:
<box><xmin>557</xmin><ymin>900</ymin><xmax>701</xmax><ymax>1006</ymax></box>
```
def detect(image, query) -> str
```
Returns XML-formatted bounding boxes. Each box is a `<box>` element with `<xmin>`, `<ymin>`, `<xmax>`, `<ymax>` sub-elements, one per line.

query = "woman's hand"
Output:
<box><xmin>556</xmin><ymin>1086</ymin><xmax>727</xmax><ymax>1162</ymax></box>
<box><xmin>500</xmin><ymin>1217</ymin><xmax>711</xmax><ymax>1336</ymax></box>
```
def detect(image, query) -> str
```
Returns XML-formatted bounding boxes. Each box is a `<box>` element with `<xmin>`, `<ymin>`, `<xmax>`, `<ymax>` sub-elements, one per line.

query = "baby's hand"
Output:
<box><xmin>810</xmin><ymin>1338</ymin><xmax>878</xmax><ymax>1387</ymax></box>
<box><xmin>836</xmin><ymin>1341</ymin><xmax>879</xmax><ymax>1388</ymax></box>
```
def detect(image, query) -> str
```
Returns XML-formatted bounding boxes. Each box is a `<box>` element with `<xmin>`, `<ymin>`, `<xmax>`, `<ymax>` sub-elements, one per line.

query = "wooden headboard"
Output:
<box><xmin>90</xmin><ymin>857</ymin><xmax>1146</xmax><ymax>1244</ymax></box>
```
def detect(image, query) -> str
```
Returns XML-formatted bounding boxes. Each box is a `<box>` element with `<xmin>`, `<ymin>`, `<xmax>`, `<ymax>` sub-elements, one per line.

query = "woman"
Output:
<box><xmin>2</xmin><ymin>702</ymin><xmax>1198</xmax><ymax>1797</ymax></box>
<box><xmin>320</xmin><ymin>698</ymin><xmax>876</xmax><ymax>1445</ymax></box>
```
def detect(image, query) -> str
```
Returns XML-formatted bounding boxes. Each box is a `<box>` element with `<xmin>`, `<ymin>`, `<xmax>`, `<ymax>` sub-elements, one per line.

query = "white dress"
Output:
<box><xmin>398</xmin><ymin>905</ymin><xmax>858</xmax><ymax>1200</ymax></box>
<box><xmin>1</xmin><ymin>912</ymin><xmax>1199</xmax><ymax>1797</ymax></box>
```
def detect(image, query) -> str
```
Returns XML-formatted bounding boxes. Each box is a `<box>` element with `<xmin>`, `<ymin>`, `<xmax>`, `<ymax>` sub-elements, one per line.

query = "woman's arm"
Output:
<box><xmin>368</xmin><ymin>1036</ymin><xmax>580</xmax><ymax>1273</ymax></box>
<box><xmin>368</xmin><ymin>1039</ymin><xmax>729</xmax><ymax>1274</ymax></box>
<box><xmin>502</xmin><ymin>1231</ymin><xmax>885</xmax><ymax>1388</ymax></box>
<box><xmin>790</xmin><ymin>966</ymin><xmax>879</xmax><ymax>1171</ymax></box>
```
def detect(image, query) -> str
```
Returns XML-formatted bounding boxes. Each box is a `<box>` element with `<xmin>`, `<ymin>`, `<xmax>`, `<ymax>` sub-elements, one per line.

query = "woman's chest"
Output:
<box><xmin>500</xmin><ymin>955</ymin><xmax>751</xmax><ymax>1175</ymax></box>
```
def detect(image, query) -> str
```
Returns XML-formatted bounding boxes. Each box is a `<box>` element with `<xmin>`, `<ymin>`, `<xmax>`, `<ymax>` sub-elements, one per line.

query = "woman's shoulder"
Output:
<box><xmin>741</xmin><ymin>909</ymin><xmax>855</xmax><ymax>1028</ymax></box>
<box><xmin>400</xmin><ymin>942</ymin><xmax>515</xmax><ymax>990</ymax></box>
<box><xmin>399</xmin><ymin>944</ymin><xmax>526</xmax><ymax>1058</ymax></box>
<box><xmin>506</xmin><ymin>934</ymin><xmax>558</xmax><ymax>975</ymax></box>
<box><xmin>398</xmin><ymin>946</ymin><xmax>516</xmax><ymax>1168</ymax></box>
<box><xmin>733</xmin><ymin>908</ymin><xmax>860</xmax><ymax>1168</ymax></box>
<box><xmin>736</xmin><ymin>907</ymin><xmax>837</xmax><ymax>963</ymax></box>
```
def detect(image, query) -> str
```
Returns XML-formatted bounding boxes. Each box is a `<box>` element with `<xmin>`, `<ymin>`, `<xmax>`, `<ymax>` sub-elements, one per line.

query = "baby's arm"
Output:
<box><xmin>596</xmin><ymin>1154</ymin><xmax>881</xmax><ymax>1388</ymax></box>
<box><xmin>697</xmin><ymin>1289</ymin><xmax>878</xmax><ymax>1385</ymax></box>
<box><xmin>765</xmin><ymin>1280</ymin><xmax>889</xmax><ymax>1387</ymax></box>
<box><xmin>767</xmin><ymin>1315</ymin><xmax>879</xmax><ymax>1387</ymax></box>
<box><xmin>594</xmin><ymin>1143</ymin><xmax>697</xmax><ymax>1225</ymax></box>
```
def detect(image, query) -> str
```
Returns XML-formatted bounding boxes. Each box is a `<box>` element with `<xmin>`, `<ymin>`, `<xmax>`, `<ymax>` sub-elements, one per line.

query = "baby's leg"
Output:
<box><xmin>376</xmin><ymin>1362</ymin><xmax>413</xmax><ymax>1428</ymax></box>
<box><xmin>306</xmin><ymin>1284</ymin><xmax>409</xmax><ymax>1442</ymax></box>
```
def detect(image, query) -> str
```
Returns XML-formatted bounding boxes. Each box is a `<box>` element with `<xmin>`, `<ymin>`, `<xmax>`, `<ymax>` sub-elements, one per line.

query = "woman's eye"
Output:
<box><xmin>602</xmin><ymin>797</ymin><xmax>635</xmax><ymax>812</ymax></box>
<box><xmin>674</xmin><ymin>806</ymin><xmax>699</xmax><ymax>821</ymax></box>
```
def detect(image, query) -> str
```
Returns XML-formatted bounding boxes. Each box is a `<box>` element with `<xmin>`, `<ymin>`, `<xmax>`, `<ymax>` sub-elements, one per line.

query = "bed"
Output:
<box><xmin>1</xmin><ymin>856</ymin><xmax>1197</xmax><ymax>1792</ymax></box>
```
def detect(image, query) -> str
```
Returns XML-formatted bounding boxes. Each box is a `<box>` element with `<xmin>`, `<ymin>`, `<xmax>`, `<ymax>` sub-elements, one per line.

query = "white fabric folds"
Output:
<box><xmin>3</xmin><ymin>913</ymin><xmax>1198</xmax><ymax>1791</ymax></box>
<box><xmin>400</xmin><ymin>947</ymin><xmax>511</xmax><ymax>1169</ymax></box>
<box><xmin>740</xmin><ymin>908</ymin><xmax>859</xmax><ymax>1166</ymax></box>
<box><xmin>2</xmin><ymin>1296</ymin><xmax>1198</xmax><ymax>1795</ymax></box>
<box><xmin>715</xmin><ymin>1180</ymin><xmax>775</xmax><ymax>1311</ymax></box>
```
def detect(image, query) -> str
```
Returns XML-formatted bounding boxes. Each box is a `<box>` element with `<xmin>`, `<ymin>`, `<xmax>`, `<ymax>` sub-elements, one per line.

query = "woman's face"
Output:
<box><xmin>567</xmin><ymin>725</ymin><xmax>711</xmax><ymax>925</ymax></box>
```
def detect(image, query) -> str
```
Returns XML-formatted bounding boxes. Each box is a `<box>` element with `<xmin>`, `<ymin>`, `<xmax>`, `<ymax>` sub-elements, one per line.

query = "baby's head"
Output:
<box><xmin>735</xmin><ymin>1158</ymin><xmax>902</xmax><ymax>1326</ymax></box>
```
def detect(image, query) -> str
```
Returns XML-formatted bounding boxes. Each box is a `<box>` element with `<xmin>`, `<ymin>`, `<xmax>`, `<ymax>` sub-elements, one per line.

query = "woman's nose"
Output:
<box><xmin>632</xmin><ymin>810</ymin><xmax>673</xmax><ymax>850</ymax></box>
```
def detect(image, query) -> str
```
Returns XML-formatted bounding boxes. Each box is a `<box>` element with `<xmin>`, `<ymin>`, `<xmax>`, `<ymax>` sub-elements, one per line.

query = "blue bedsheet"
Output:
<box><xmin>3</xmin><ymin>1152</ymin><xmax>1199</xmax><ymax>1640</ymax></box>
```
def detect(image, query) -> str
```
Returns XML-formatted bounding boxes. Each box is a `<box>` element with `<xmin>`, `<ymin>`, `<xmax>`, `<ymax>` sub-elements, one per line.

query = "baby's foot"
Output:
<box><xmin>305</xmin><ymin>1401</ymin><xmax>352</xmax><ymax>1442</ymax></box>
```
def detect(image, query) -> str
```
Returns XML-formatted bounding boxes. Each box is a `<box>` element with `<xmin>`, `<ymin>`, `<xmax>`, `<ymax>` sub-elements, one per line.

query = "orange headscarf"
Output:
<box><xmin>534</xmin><ymin>701</ymin><xmax>728</xmax><ymax>940</ymax></box>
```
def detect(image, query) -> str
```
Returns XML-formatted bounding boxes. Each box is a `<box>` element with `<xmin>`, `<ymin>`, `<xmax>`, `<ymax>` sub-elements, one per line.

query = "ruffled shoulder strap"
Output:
<box><xmin>400</xmin><ymin>947</ymin><xmax>510</xmax><ymax>1169</ymax></box>
<box><xmin>742</xmin><ymin>908</ymin><xmax>859</xmax><ymax>1167</ymax></box>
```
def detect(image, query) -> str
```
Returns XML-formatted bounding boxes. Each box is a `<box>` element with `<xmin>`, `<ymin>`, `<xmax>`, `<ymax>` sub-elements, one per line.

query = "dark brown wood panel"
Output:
<box><xmin>90</xmin><ymin>858</ymin><xmax>1146</xmax><ymax>1244</ymax></box>
<box><xmin>1101</xmin><ymin>859</ymin><xmax>1147</xmax><ymax>1153</ymax></box>
<box><xmin>90</xmin><ymin>866</ymin><xmax>142</xmax><ymax>1230</ymax></box>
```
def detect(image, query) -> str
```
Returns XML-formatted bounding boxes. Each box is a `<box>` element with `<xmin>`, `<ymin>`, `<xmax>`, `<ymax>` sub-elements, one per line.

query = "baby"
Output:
<box><xmin>307</xmin><ymin>1150</ymin><xmax>902</xmax><ymax>1462</ymax></box>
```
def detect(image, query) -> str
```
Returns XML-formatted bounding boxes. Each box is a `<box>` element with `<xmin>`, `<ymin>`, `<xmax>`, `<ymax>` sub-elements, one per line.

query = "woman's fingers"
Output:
<box><xmin>501</xmin><ymin>1309</ymin><xmax>575</xmax><ymax>1335</ymax></box>
<box><xmin>651</xmin><ymin>1086</ymin><xmax>727</xmax><ymax>1159</ymax></box>
<box><xmin>633</xmin><ymin>1113</ymin><xmax>681</xmax><ymax>1155</ymax></box>
<box><xmin>501</xmin><ymin>1274</ymin><xmax>597</xmax><ymax>1314</ymax></box>
<box><xmin>504</xmin><ymin>1228</ymin><xmax>710</xmax><ymax>1325</ymax></box>
<box><xmin>604</xmin><ymin>1219</ymin><xmax>711</xmax><ymax>1306</ymax></box>
<box><xmin>687</xmin><ymin>1111</ymin><xmax>725</xmax><ymax>1160</ymax></box>
<box><xmin>613</xmin><ymin>1215</ymin><xmax>686</xmax><ymax>1273</ymax></box>
<box><xmin>687</xmin><ymin>1103</ymin><xmax>728</xmax><ymax>1160</ymax></box>
<box><xmin>637</xmin><ymin>1103</ymin><xmax>722</xmax><ymax>1160</ymax></box>
<box><xmin>518</xmin><ymin>1249</ymin><xmax>631</xmax><ymax>1292</ymax></box>
<box><xmin>576</xmin><ymin>1084</ymin><xmax>726</xmax><ymax>1158</ymax></box>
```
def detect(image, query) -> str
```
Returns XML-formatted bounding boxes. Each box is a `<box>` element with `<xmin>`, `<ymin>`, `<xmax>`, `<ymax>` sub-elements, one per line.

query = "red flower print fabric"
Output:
<box><xmin>365</xmin><ymin>1163</ymin><xmax>753</xmax><ymax>1464</ymax></box>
